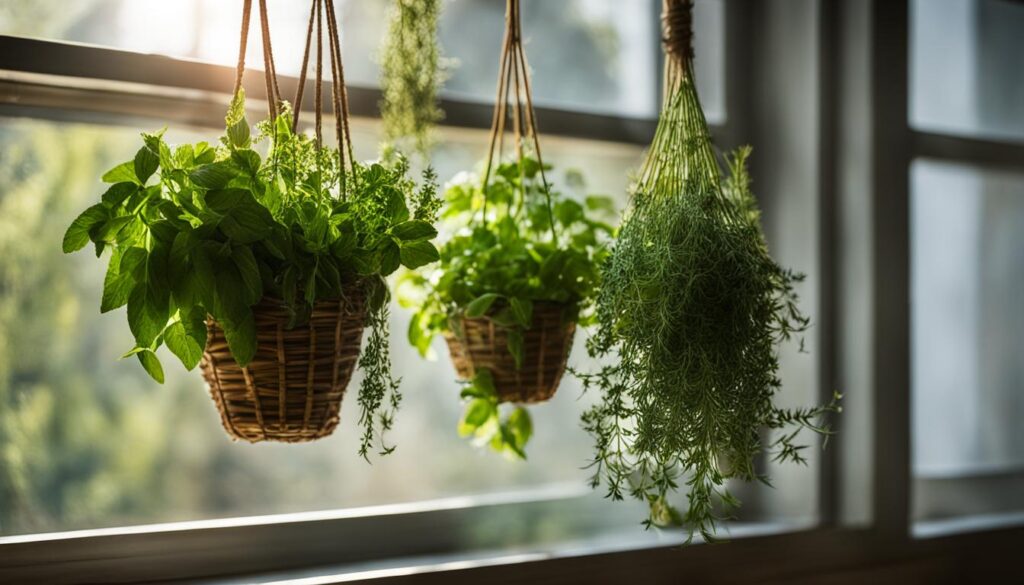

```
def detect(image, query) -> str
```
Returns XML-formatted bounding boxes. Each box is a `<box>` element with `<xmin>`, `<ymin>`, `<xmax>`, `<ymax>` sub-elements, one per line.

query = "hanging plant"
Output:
<box><xmin>398</xmin><ymin>0</ymin><xmax>615</xmax><ymax>459</ymax></box>
<box><xmin>379</xmin><ymin>0</ymin><xmax>447</xmax><ymax>155</ymax></box>
<box><xmin>577</xmin><ymin>0</ymin><xmax>840</xmax><ymax>540</ymax></box>
<box><xmin>61</xmin><ymin>0</ymin><xmax>441</xmax><ymax>454</ymax></box>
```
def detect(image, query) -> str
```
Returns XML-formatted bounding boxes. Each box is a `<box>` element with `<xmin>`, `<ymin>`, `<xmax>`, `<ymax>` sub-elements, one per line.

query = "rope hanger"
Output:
<box><xmin>479</xmin><ymin>0</ymin><xmax>558</xmax><ymax>243</ymax></box>
<box><xmin>233</xmin><ymin>0</ymin><xmax>357</xmax><ymax>197</ymax></box>
<box><xmin>660</xmin><ymin>0</ymin><xmax>695</xmax><ymax>98</ymax></box>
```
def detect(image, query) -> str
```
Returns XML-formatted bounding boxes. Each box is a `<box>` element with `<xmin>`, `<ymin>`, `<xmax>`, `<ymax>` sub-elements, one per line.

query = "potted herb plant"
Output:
<box><xmin>61</xmin><ymin>0</ymin><xmax>441</xmax><ymax>454</ymax></box>
<box><xmin>401</xmin><ymin>161</ymin><xmax>614</xmax><ymax>457</ymax></box>
<box><xmin>398</xmin><ymin>0</ymin><xmax>615</xmax><ymax>458</ymax></box>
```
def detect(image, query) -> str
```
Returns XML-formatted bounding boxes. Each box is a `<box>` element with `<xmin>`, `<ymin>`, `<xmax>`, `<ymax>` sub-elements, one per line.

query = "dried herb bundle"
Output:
<box><xmin>379</xmin><ymin>0</ymin><xmax>447</xmax><ymax>155</ymax></box>
<box><xmin>578</xmin><ymin>0</ymin><xmax>838</xmax><ymax>540</ymax></box>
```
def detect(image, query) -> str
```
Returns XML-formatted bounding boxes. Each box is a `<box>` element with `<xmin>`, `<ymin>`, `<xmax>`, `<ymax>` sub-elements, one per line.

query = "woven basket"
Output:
<box><xmin>200</xmin><ymin>292</ymin><xmax>366</xmax><ymax>443</ymax></box>
<box><xmin>445</xmin><ymin>301</ymin><xmax>576</xmax><ymax>404</ymax></box>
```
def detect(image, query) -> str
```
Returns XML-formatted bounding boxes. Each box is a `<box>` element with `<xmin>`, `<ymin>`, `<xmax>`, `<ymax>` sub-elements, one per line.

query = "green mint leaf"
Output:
<box><xmin>498</xmin><ymin>422</ymin><xmax>527</xmax><ymax>460</ymax></box>
<box><xmin>206</xmin><ymin>189</ymin><xmax>274</xmax><ymax>243</ymax></box>
<box><xmin>133</xmin><ymin>144</ymin><xmax>160</xmax><ymax>185</ymax></box>
<box><xmin>62</xmin><ymin>204</ymin><xmax>108</xmax><ymax>253</ymax></box>
<box><xmin>164</xmin><ymin>320</ymin><xmax>203</xmax><ymax>370</ymax></box>
<box><xmin>509</xmin><ymin>297</ymin><xmax>533</xmax><ymax>327</ymax></box>
<box><xmin>231</xmin><ymin>149</ymin><xmax>262</xmax><ymax>177</ymax></box>
<box><xmin>383</xmin><ymin>186</ymin><xmax>410</xmax><ymax>223</ymax></box>
<box><xmin>227</xmin><ymin>118</ymin><xmax>251</xmax><ymax>149</ymax></box>
<box><xmin>391</xmin><ymin>220</ymin><xmax>437</xmax><ymax>242</ymax></box>
<box><xmin>101</xmin><ymin>182</ymin><xmax>139</xmax><ymax>207</ymax></box>
<box><xmin>464</xmin><ymin>293</ymin><xmax>500</xmax><ymax>318</ymax></box>
<box><xmin>102</xmin><ymin>161</ymin><xmax>139</xmax><ymax>184</ymax></box>
<box><xmin>136</xmin><ymin>349</ymin><xmax>165</xmax><ymax>384</ymax></box>
<box><xmin>399</xmin><ymin>240</ymin><xmax>440</xmax><ymax>269</ymax></box>
<box><xmin>379</xmin><ymin>240</ymin><xmax>401</xmax><ymax>276</ymax></box>
<box><xmin>231</xmin><ymin>246</ymin><xmax>263</xmax><ymax>306</ymax></box>
<box><xmin>458</xmin><ymin>398</ymin><xmax>496</xmax><ymax>437</ymax></box>
<box><xmin>507</xmin><ymin>328</ymin><xmax>524</xmax><ymax>370</ymax></box>
<box><xmin>221</xmin><ymin>311</ymin><xmax>256</xmax><ymax>366</ymax></box>
<box><xmin>473</xmin><ymin>369</ymin><xmax>497</xmax><ymax>396</ymax></box>
<box><xmin>330</xmin><ymin>219</ymin><xmax>358</xmax><ymax>259</ymax></box>
<box><xmin>101</xmin><ymin>247</ymin><xmax>135</xmax><ymax>313</ymax></box>
<box><xmin>190</xmin><ymin>161</ymin><xmax>238</xmax><ymax>190</ymax></box>
<box><xmin>182</xmin><ymin>308</ymin><xmax>208</xmax><ymax>350</ymax></box>
<box><xmin>194</xmin><ymin>142</ymin><xmax>217</xmax><ymax>165</ymax></box>
<box><xmin>127</xmin><ymin>283</ymin><xmax>168</xmax><ymax>348</ymax></box>
<box><xmin>407</xmin><ymin>310</ymin><xmax>434</xmax><ymax>357</ymax></box>
<box><xmin>507</xmin><ymin>407</ymin><xmax>533</xmax><ymax>451</ymax></box>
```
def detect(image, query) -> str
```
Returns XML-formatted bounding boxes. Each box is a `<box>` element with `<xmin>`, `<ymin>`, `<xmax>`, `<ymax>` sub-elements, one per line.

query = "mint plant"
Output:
<box><xmin>63</xmin><ymin>93</ymin><xmax>441</xmax><ymax>456</ymax></box>
<box><xmin>399</xmin><ymin>158</ymin><xmax>614</xmax><ymax>457</ymax></box>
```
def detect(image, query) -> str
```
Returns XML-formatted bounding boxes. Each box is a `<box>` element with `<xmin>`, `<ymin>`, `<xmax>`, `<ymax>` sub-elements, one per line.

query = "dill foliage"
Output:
<box><xmin>379</xmin><ymin>0</ymin><xmax>447</xmax><ymax>155</ymax></box>
<box><xmin>578</xmin><ymin>52</ymin><xmax>839</xmax><ymax>539</ymax></box>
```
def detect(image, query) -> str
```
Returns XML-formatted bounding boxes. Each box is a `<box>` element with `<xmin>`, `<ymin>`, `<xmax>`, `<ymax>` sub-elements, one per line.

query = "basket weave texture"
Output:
<box><xmin>200</xmin><ymin>292</ymin><xmax>366</xmax><ymax>443</ymax></box>
<box><xmin>445</xmin><ymin>301</ymin><xmax>575</xmax><ymax>404</ymax></box>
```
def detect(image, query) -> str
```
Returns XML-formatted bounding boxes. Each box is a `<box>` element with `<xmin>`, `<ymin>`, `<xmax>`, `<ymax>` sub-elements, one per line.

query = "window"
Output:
<box><xmin>0</xmin><ymin>0</ymin><xmax>724</xmax><ymax>120</ymax></box>
<box><xmin>910</xmin><ymin>0</ymin><xmax>1024</xmax><ymax>142</ymax></box>
<box><xmin>0</xmin><ymin>0</ymin><xmax>754</xmax><ymax>566</ymax></box>
<box><xmin>3</xmin><ymin>1</ymin><xmax>1024</xmax><ymax>583</ymax></box>
<box><xmin>907</xmin><ymin>0</ymin><xmax>1024</xmax><ymax>537</ymax></box>
<box><xmin>0</xmin><ymin>114</ymin><xmax>653</xmax><ymax>537</ymax></box>
<box><xmin>911</xmin><ymin>160</ymin><xmax>1024</xmax><ymax>529</ymax></box>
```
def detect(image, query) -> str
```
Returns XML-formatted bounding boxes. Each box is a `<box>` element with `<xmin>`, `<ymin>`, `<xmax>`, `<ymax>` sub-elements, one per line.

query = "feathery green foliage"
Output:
<box><xmin>399</xmin><ymin>159</ymin><xmax>615</xmax><ymax>456</ymax></box>
<box><xmin>578</xmin><ymin>63</ymin><xmax>839</xmax><ymax>541</ymax></box>
<box><xmin>380</xmin><ymin>0</ymin><xmax>447</xmax><ymax>155</ymax></box>
<box><xmin>62</xmin><ymin>92</ymin><xmax>442</xmax><ymax>457</ymax></box>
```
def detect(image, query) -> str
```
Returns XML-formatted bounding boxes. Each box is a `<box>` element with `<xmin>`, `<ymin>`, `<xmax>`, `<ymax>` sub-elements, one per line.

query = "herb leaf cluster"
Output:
<box><xmin>63</xmin><ymin>92</ymin><xmax>441</xmax><ymax>456</ymax></box>
<box><xmin>379</xmin><ymin>0</ymin><xmax>447</xmax><ymax>154</ymax></box>
<box><xmin>399</xmin><ymin>158</ymin><xmax>614</xmax><ymax>453</ymax></box>
<box><xmin>578</xmin><ymin>66</ymin><xmax>839</xmax><ymax>541</ymax></box>
<box><xmin>456</xmin><ymin>369</ymin><xmax>533</xmax><ymax>459</ymax></box>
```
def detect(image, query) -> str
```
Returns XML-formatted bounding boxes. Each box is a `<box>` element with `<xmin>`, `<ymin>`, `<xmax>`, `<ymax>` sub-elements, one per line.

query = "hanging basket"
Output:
<box><xmin>445</xmin><ymin>302</ymin><xmax>575</xmax><ymax>404</ymax></box>
<box><xmin>200</xmin><ymin>289</ymin><xmax>367</xmax><ymax>443</ymax></box>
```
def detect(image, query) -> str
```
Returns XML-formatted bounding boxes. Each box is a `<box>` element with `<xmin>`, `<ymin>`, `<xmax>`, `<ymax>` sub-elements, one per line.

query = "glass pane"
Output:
<box><xmin>0</xmin><ymin>0</ymin><xmax>724</xmax><ymax>120</ymax></box>
<box><xmin>910</xmin><ymin>0</ymin><xmax>1024</xmax><ymax>142</ymax></box>
<box><xmin>911</xmin><ymin>159</ymin><xmax>1024</xmax><ymax>523</ymax></box>
<box><xmin>0</xmin><ymin>113</ymin><xmax>647</xmax><ymax>537</ymax></box>
<box><xmin>0</xmin><ymin>108</ymin><xmax>821</xmax><ymax>538</ymax></box>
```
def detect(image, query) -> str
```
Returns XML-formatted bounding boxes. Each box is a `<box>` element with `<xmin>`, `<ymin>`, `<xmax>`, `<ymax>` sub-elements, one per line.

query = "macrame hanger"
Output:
<box><xmin>291</xmin><ymin>0</ymin><xmax>317</xmax><ymax>133</ymax></box>
<box><xmin>232</xmin><ymin>0</ymin><xmax>253</xmax><ymax>98</ymax></box>
<box><xmin>661</xmin><ymin>0</ymin><xmax>694</xmax><ymax>98</ymax></box>
<box><xmin>479</xmin><ymin>0</ymin><xmax>558</xmax><ymax>244</ymax></box>
<box><xmin>291</xmin><ymin>0</ymin><xmax>357</xmax><ymax>199</ymax></box>
<box><xmin>232</xmin><ymin>0</ymin><xmax>283</xmax><ymax>119</ymax></box>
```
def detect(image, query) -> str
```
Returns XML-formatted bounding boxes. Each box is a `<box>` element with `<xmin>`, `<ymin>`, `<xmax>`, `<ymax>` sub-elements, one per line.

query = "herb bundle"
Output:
<box><xmin>379</xmin><ymin>0</ymin><xmax>447</xmax><ymax>155</ymax></box>
<box><xmin>62</xmin><ymin>0</ymin><xmax>441</xmax><ymax>453</ymax></box>
<box><xmin>578</xmin><ymin>0</ymin><xmax>838</xmax><ymax>539</ymax></box>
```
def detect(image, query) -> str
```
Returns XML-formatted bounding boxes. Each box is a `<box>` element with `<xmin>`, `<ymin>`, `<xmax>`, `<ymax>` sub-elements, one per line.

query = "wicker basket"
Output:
<box><xmin>200</xmin><ymin>292</ymin><xmax>366</xmax><ymax>443</ymax></box>
<box><xmin>445</xmin><ymin>301</ymin><xmax>576</xmax><ymax>404</ymax></box>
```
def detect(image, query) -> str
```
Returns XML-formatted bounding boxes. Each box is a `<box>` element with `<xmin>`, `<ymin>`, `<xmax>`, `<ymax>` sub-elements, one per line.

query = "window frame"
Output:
<box><xmin>2</xmin><ymin>0</ymin><xmax>1024</xmax><ymax>582</ymax></box>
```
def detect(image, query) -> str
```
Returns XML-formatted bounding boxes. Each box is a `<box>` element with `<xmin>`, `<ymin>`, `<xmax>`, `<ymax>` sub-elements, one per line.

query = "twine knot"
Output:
<box><xmin>662</xmin><ymin>0</ymin><xmax>694</xmax><ymax>64</ymax></box>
